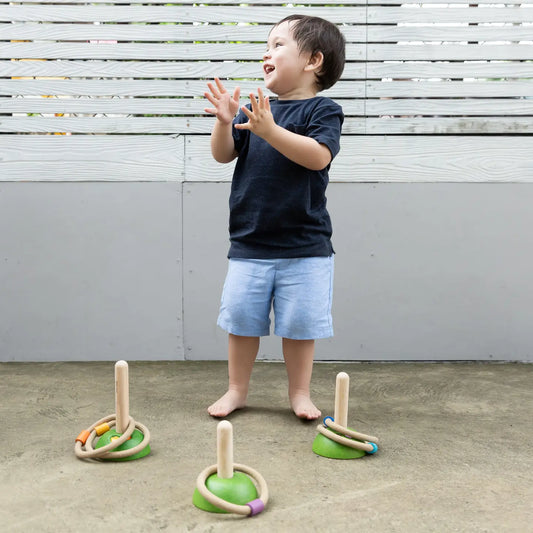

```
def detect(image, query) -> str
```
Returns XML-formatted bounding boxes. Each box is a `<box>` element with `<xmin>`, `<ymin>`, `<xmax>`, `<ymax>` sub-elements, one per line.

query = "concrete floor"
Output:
<box><xmin>1</xmin><ymin>361</ymin><xmax>532</xmax><ymax>532</ymax></box>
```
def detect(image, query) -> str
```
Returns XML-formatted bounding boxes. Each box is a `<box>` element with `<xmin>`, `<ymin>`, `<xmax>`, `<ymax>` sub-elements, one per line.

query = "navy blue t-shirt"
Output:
<box><xmin>228</xmin><ymin>96</ymin><xmax>344</xmax><ymax>259</ymax></box>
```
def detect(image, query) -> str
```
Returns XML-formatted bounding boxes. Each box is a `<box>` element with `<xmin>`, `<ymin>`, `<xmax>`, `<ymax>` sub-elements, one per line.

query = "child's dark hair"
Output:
<box><xmin>274</xmin><ymin>14</ymin><xmax>346</xmax><ymax>92</ymax></box>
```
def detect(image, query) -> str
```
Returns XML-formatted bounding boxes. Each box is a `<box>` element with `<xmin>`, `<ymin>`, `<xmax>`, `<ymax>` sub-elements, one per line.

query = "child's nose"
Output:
<box><xmin>263</xmin><ymin>49</ymin><xmax>271</xmax><ymax>61</ymax></box>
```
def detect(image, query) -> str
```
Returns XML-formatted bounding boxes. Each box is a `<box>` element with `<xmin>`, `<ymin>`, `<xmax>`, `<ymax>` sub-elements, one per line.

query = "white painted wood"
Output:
<box><xmin>368</xmin><ymin>26</ymin><xmax>533</xmax><ymax>43</ymax></box>
<box><xmin>0</xmin><ymin>5</ymin><xmax>367</xmax><ymax>24</ymax></box>
<box><xmin>1</xmin><ymin>59</ymin><xmax>365</xmax><ymax>80</ymax></box>
<box><xmin>332</xmin><ymin>136</ymin><xmax>533</xmax><ymax>183</ymax></box>
<box><xmin>5</xmin><ymin>58</ymin><xmax>529</xmax><ymax>81</ymax></box>
<box><xmin>7</xmin><ymin>0</ymin><xmax>528</xmax><ymax>4</ymax></box>
<box><xmin>3</xmin><ymin>0</ymin><xmax>368</xmax><ymax>4</ymax></box>
<box><xmin>367</xmin><ymin>0</ymin><xmax>526</xmax><ymax>3</ymax></box>
<box><xmin>367</xmin><ymin>7</ymin><xmax>533</xmax><ymax>24</ymax></box>
<box><xmin>0</xmin><ymin>117</ymin><xmax>210</xmax><ymax>134</ymax></box>
<box><xmin>10</xmin><ymin>22</ymin><xmax>529</xmax><ymax>44</ymax></box>
<box><xmin>0</xmin><ymin>22</ymin><xmax>365</xmax><ymax>42</ymax></box>
<box><xmin>184</xmin><ymin>135</ymin><xmax>533</xmax><ymax>183</ymax></box>
<box><xmin>0</xmin><ymin>79</ymin><xmax>366</xmax><ymax>98</ymax></box>
<box><xmin>1</xmin><ymin>1</ymin><xmax>532</xmax><ymax>163</ymax></box>
<box><xmin>366</xmin><ymin>117</ymin><xmax>533</xmax><ymax>135</ymax></box>
<box><xmin>368</xmin><ymin>45</ymin><xmax>533</xmax><ymax>62</ymax></box>
<box><xmin>0</xmin><ymin>97</ymin><xmax>212</xmax><ymax>115</ymax></box>
<box><xmin>367</xmin><ymin>62</ymin><xmax>533</xmax><ymax>80</ymax></box>
<box><xmin>0</xmin><ymin>135</ymin><xmax>184</xmax><ymax>181</ymax></box>
<box><xmin>367</xmin><ymin>82</ymin><xmax>533</xmax><ymax>98</ymax></box>
<box><xmin>1</xmin><ymin>42</ymin><xmax>365</xmax><ymax>60</ymax></box>
<box><xmin>2</xmin><ymin>113</ymin><xmax>517</xmax><ymax>136</ymax></box>
<box><xmin>0</xmin><ymin>97</ymin><xmax>366</xmax><ymax>116</ymax></box>
<box><xmin>0</xmin><ymin>116</ymin><xmax>366</xmax><ymax>134</ymax></box>
<box><xmin>7</xmin><ymin>42</ymin><xmax>532</xmax><ymax>64</ymax></box>
<box><xmin>366</xmin><ymin>99</ymin><xmax>533</xmax><ymax>117</ymax></box>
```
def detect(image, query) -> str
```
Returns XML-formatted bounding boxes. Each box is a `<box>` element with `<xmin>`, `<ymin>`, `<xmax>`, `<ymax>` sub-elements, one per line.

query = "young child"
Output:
<box><xmin>204</xmin><ymin>15</ymin><xmax>345</xmax><ymax>420</ymax></box>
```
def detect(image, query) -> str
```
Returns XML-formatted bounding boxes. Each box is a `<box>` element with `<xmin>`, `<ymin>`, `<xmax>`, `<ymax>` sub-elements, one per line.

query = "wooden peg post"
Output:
<box><xmin>115</xmin><ymin>360</ymin><xmax>129</xmax><ymax>434</ymax></box>
<box><xmin>217</xmin><ymin>421</ymin><xmax>233</xmax><ymax>479</ymax></box>
<box><xmin>334</xmin><ymin>372</ymin><xmax>349</xmax><ymax>428</ymax></box>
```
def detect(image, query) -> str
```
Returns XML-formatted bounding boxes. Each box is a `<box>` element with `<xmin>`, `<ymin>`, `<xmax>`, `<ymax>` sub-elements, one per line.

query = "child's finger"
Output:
<box><xmin>233</xmin><ymin>86</ymin><xmax>241</xmax><ymax>103</ymax></box>
<box><xmin>204</xmin><ymin>107</ymin><xmax>217</xmax><ymax>115</ymax></box>
<box><xmin>240</xmin><ymin>105</ymin><xmax>253</xmax><ymax>119</ymax></box>
<box><xmin>204</xmin><ymin>92</ymin><xmax>218</xmax><ymax>106</ymax></box>
<box><xmin>214</xmin><ymin>77</ymin><xmax>227</xmax><ymax>94</ymax></box>
<box><xmin>249</xmin><ymin>92</ymin><xmax>258</xmax><ymax>113</ymax></box>
<box><xmin>207</xmin><ymin>82</ymin><xmax>220</xmax><ymax>98</ymax></box>
<box><xmin>257</xmin><ymin>87</ymin><xmax>265</xmax><ymax>108</ymax></box>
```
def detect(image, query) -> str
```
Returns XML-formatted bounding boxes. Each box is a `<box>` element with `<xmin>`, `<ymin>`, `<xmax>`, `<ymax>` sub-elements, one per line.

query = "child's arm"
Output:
<box><xmin>204</xmin><ymin>78</ymin><xmax>241</xmax><ymax>163</ymax></box>
<box><xmin>236</xmin><ymin>89</ymin><xmax>333</xmax><ymax>171</ymax></box>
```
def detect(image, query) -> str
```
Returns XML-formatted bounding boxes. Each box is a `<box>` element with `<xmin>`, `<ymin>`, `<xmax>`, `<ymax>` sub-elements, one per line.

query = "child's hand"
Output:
<box><xmin>204</xmin><ymin>77</ymin><xmax>241</xmax><ymax>126</ymax></box>
<box><xmin>235</xmin><ymin>88</ymin><xmax>276</xmax><ymax>140</ymax></box>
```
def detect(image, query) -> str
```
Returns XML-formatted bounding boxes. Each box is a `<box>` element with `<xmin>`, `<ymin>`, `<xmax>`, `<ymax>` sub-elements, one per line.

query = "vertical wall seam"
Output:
<box><xmin>180</xmin><ymin>135</ymin><xmax>187</xmax><ymax>360</ymax></box>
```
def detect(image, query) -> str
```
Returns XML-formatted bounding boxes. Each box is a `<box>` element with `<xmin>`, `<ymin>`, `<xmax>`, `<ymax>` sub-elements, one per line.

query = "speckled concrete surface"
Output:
<box><xmin>1</xmin><ymin>361</ymin><xmax>532</xmax><ymax>532</ymax></box>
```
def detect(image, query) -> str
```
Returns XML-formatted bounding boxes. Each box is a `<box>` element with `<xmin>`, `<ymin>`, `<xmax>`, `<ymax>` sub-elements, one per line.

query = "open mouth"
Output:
<box><xmin>264</xmin><ymin>65</ymin><xmax>275</xmax><ymax>75</ymax></box>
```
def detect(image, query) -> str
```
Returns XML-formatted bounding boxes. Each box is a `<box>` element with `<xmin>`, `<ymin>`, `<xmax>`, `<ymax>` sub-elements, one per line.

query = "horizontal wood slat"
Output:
<box><xmin>2</xmin><ymin>5</ymin><xmax>530</xmax><ymax>24</ymax></box>
<box><xmin>1</xmin><ymin>42</ymin><xmax>365</xmax><ymax>60</ymax></box>
<box><xmin>1</xmin><ymin>23</ymin><xmax>530</xmax><ymax>44</ymax></box>
<box><xmin>0</xmin><ymin>116</ymin><xmax>365</xmax><ymax>134</ymax></box>
<box><xmin>2</xmin><ymin>0</ymin><xmax>528</xmax><ymax>5</ymax></box>
<box><xmin>2</xmin><ymin>59</ymin><xmax>531</xmax><ymax>80</ymax></box>
<box><xmin>4</xmin><ymin>42</ymin><xmax>531</xmax><ymax>61</ymax></box>
<box><xmin>184</xmin><ymin>135</ymin><xmax>533</xmax><ymax>182</ymax></box>
<box><xmin>0</xmin><ymin>6</ymin><xmax>366</xmax><ymax>23</ymax></box>
<box><xmin>2</xmin><ymin>117</ymin><xmax>532</xmax><ymax>135</ymax></box>
<box><xmin>0</xmin><ymin>134</ymin><xmax>184</xmax><ymax>181</ymax></box>
<box><xmin>0</xmin><ymin>79</ymin><xmax>366</xmax><ymax>98</ymax></box>
<box><xmin>1</xmin><ymin>0</ymin><xmax>532</xmax><ymax>170</ymax></box>
<box><xmin>3</xmin><ymin>97</ymin><xmax>530</xmax><ymax>118</ymax></box>
<box><xmin>2</xmin><ymin>135</ymin><xmax>532</xmax><ymax>182</ymax></box>
<box><xmin>0</xmin><ymin>96</ymin><xmax>366</xmax><ymax>115</ymax></box>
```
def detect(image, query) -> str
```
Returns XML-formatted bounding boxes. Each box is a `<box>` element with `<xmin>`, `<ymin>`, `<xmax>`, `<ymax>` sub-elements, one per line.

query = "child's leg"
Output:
<box><xmin>282</xmin><ymin>337</ymin><xmax>321</xmax><ymax>420</ymax></box>
<box><xmin>207</xmin><ymin>334</ymin><xmax>259</xmax><ymax>417</ymax></box>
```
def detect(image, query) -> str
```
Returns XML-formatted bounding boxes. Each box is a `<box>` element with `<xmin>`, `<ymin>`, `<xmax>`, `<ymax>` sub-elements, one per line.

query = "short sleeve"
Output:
<box><xmin>306</xmin><ymin>100</ymin><xmax>344</xmax><ymax>160</ymax></box>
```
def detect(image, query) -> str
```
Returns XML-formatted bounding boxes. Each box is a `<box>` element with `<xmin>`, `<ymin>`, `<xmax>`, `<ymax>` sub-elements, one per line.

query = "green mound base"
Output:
<box><xmin>312</xmin><ymin>429</ymin><xmax>366</xmax><ymax>459</ymax></box>
<box><xmin>193</xmin><ymin>472</ymin><xmax>258</xmax><ymax>514</ymax></box>
<box><xmin>95</xmin><ymin>429</ymin><xmax>151</xmax><ymax>461</ymax></box>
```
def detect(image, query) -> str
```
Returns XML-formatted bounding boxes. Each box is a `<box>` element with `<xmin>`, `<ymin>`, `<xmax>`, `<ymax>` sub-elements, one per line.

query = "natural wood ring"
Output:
<box><xmin>316</xmin><ymin>418</ymin><xmax>379</xmax><ymax>453</ymax></box>
<box><xmin>74</xmin><ymin>414</ymin><xmax>151</xmax><ymax>460</ymax></box>
<box><xmin>323</xmin><ymin>418</ymin><xmax>379</xmax><ymax>444</ymax></box>
<box><xmin>196</xmin><ymin>463</ymin><xmax>269</xmax><ymax>516</ymax></box>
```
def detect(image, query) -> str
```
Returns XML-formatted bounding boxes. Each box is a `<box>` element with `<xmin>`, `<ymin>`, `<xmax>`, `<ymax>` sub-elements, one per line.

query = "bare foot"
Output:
<box><xmin>290</xmin><ymin>393</ymin><xmax>321</xmax><ymax>420</ymax></box>
<box><xmin>207</xmin><ymin>390</ymin><xmax>247</xmax><ymax>418</ymax></box>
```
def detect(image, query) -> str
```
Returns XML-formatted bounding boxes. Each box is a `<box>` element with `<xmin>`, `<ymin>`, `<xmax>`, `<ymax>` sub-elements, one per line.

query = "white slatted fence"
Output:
<box><xmin>1</xmin><ymin>0</ymin><xmax>532</xmax><ymax>180</ymax></box>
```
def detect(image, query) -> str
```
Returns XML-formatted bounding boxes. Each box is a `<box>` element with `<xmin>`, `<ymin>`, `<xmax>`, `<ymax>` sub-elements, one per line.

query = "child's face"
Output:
<box><xmin>263</xmin><ymin>21</ymin><xmax>315</xmax><ymax>99</ymax></box>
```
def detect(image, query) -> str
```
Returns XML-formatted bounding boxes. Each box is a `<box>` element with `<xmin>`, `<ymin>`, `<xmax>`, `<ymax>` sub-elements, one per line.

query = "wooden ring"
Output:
<box><xmin>316</xmin><ymin>421</ymin><xmax>379</xmax><ymax>453</ymax></box>
<box><xmin>74</xmin><ymin>414</ymin><xmax>151</xmax><ymax>460</ymax></box>
<box><xmin>196</xmin><ymin>463</ymin><xmax>269</xmax><ymax>516</ymax></box>
<box><xmin>323</xmin><ymin>418</ymin><xmax>379</xmax><ymax>444</ymax></box>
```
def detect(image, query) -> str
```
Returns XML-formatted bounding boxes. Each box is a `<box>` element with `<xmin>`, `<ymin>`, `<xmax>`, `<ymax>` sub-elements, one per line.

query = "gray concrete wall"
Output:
<box><xmin>0</xmin><ymin>182</ymin><xmax>183</xmax><ymax>361</ymax></box>
<box><xmin>1</xmin><ymin>181</ymin><xmax>532</xmax><ymax>361</ymax></box>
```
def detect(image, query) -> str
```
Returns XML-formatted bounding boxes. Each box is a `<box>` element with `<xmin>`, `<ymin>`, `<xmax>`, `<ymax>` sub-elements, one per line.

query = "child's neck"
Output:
<box><xmin>277</xmin><ymin>87</ymin><xmax>318</xmax><ymax>101</ymax></box>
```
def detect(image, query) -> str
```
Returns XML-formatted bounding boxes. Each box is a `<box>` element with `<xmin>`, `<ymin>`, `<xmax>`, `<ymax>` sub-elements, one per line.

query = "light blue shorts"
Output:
<box><xmin>217</xmin><ymin>256</ymin><xmax>334</xmax><ymax>340</ymax></box>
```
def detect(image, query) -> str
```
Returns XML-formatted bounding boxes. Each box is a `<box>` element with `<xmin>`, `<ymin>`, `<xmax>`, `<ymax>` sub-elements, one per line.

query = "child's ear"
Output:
<box><xmin>305</xmin><ymin>51</ymin><xmax>324</xmax><ymax>73</ymax></box>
